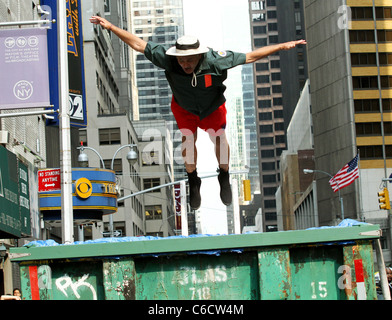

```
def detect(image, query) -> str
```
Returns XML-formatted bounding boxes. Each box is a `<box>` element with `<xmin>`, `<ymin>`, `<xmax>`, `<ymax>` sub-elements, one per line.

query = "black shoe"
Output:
<box><xmin>218</xmin><ymin>168</ymin><xmax>232</xmax><ymax>206</ymax></box>
<box><xmin>187</xmin><ymin>170</ymin><xmax>201</xmax><ymax>210</ymax></box>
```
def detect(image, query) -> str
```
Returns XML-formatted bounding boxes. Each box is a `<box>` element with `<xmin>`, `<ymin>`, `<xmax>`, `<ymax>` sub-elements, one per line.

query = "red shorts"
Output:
<box><xmin>171</xmin><ymin>97</ymin><xmax>227</xmax><ymax>137</ymax></box>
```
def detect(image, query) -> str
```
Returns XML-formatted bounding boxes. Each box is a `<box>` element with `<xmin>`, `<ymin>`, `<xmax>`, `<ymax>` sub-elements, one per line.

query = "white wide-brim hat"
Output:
<box><xmin>166</xmin><ymin>35</ymin><xmax>209</xmax><ymax>57</ymax></box>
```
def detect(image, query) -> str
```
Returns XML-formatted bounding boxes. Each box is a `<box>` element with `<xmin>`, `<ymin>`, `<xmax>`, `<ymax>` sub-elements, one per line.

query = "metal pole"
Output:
<box><xmin>0</xmin><ymin>20</ymin><xmax>56</xmax><ymax>27</ymax></box>
<box><xmin>180</xmin><ymin>181</ymin><xmax>188</xmax><ymax>236</ymax></box>
<box><xmin>375</xmin><ymin>239</ymin><xmax>391</xmax><ymax>300</ymax></box>
<box><xmin>232</xmin><ymin>179</ymin><xmax>241</xmax><ymax>234</ymax></box>
<box><xmin>77</xmin><ymin>146</ymin><xmax>106</xmax><ymax>168</ymax></box>
<box><xmin>372</xmin><ymin>0</ymin><xmax>387</xmax><ymax>179</ymax></box>
<box><xmin>110</xmin><ymin>144</ymin><xmax>136</xmax><ymax>172</ymax></box>
<box><xmin>118</xmin><ymin>170</ymin><xmax>249</xmax><ymax>202</ymax></box>
<box><xmin>312</xmin><ymin>169</ymin><xmax>344</xmax><ymax>220</ymax></box>
<box><xmin>0</xmin><ymin>108</ymin><xmax>55</xmax><ymax>118</ymax></box>
<box><xmin>58</xmin><ymin>0</ymin><xmax>73</xmax><ymax>244</ymax></box>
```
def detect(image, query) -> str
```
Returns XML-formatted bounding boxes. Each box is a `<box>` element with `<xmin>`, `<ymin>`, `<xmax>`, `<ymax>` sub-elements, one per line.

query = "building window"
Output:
<box><xmin>104</xmin><ymin>0</ymin><xmax>111</xmax><ymax>13</ymax></box>
<box><xmin>258</xmin><ymin>87</ymin><xmax>271</xmax><ymax>96</ymax></box>
<box><xmin>275</xmin><ymin>123</ymin><xmax>285</xmax><ymax>131</ymax></box>
<box><xmin>376</xmin><ymin>7</ymin><xmax>392</xmax><ymax>19</ymax></box>
<box><xmin>265</xmin><ymin>212</ymin><xmax>277</xmax><ymax>221</ymax></box>
<box><xmin>104</xmin><ymin>158</ymin><xmax>122</xmax><ymax>175</ymax></box>
<box><xmin>99</xmin><ymin>128</ymin><xmax>121</xmax><ymax>145</ymax></box>
<box><xmin>259</xmin><ymin>112</ymin><xmax>272</xmax><ymax>121</ymax></box>
<box><xmin>270</xmin><ymin>60</ymin><xmax>280</xmax><ymax>69</ymax></box>
<box><xmin>257</xmin><ymin>75</ymin><xmax>270</xmax><ymax>83</ymax></box>
<box><xmin>261</xmin><ymin>137</ymin><xmax>274</xmax><ymax>145</ymax></box>
<box><xmin>359</xmin><ymin>145</ymin><xmax>392</xmax><ymax>159</ymax></box>
<box><xmin>253</xmin><ymin>26</ymin><xmax>267</xmax><ymax>34</ymax></box>
<box><xmin>252</xmin><ymin>13</ymin><xmax>266</xmax><ymax>22</ymax></box>
<box><xmin>259</xmin><ymin>100</ymin><xmax>272</xmax><ymax>109</ymax></box>
<box><xmin>262</xmin><ymin>162</ymin><xmax>276</xmax><ymax>171</ymax></box>
<box><xmin>261</xmin><ymin>149</ymin><xmax>275</xmax><ymax>158</ymax></box>
<box><xmin>145</xmin><ymin>205</ymin><xmax>162</xmax><ymax>220</ymax></box>
<box><xmin>254</xmin><ymin>38</ymin><xmax>268</xmax><ymax>47</ymax></box>
<box><xmin>143</xmin><ymin>178</ymin><xmax>161</xmax><ymax>192</ymax></box>
<box><xmin>264</xmin><ymin>199</ymin><xmax>276</xmax><ymax>208</ymax></box>
<box><xmin>264</xmin><ymin>187</ymin><xmax>277</xmax><ymax>196</ymax></box>
<box><xmin>349</xmin><ymin>30</ymin><xmax>375</xmax><ymax>43</ymax></box>
<box><xmin>274</xmin><ymin>110</ymin><xmax>284</xmax><ymax>118</ymax></box>
<box><xmin>354</xmin><ymin>99</ymin><xmax>392</xmax><ymax>112</ymax></box>
<box><xmin>351</xmin><ymin>7</ymin><xmax>374</xmax><ymax>20</ymax></box>
<box><xmin>263</xmin><ymin>174</ymin><xmax>277</xmax><ymax>183</ymax></box>
<box><xmin>260</xmin><ymin>125</ymin><xmax>273</xmax><ymax>133</ymax></box>
<box><xmin>351</xmin><ymin>53</ymin><xmax>377</xmax><ymax>66</ymax></box>
<box><xmin>251</xmin><ymin>1</ymin><xmax>264</xmax><ymax>11</ymax></box>
<box><xmin>275</xmin><ymin>135</ymin><xmax>285</xmax><ymax>144</ymax></box>
<box><xmin>142</xmin><ymin>151</ymin><xmax>160</xmax><ymax>166</ymax></box>
<box><xmin>352</xmin><ymin>76</ymin><xmax>392</xmax><ymax>89</ymax></box>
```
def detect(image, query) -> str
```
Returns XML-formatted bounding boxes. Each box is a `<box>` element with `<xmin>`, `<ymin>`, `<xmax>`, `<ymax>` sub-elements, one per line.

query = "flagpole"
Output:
<box><xmin>337</xmin><ymin>178</ymin><xmax>344</xmax><ymax>220</ymax></box>
<box><xmin>324</xmin><ymin>173</ymin><xmax>344</xmax><ymax>220</ymax></box>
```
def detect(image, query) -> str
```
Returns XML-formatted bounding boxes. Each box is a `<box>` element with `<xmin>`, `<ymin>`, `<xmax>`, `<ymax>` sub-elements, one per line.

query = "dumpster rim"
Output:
<box><xmin>9</xmin><ymin>224</ymin><xmax>381</xmax><ymax>262</ymax></box>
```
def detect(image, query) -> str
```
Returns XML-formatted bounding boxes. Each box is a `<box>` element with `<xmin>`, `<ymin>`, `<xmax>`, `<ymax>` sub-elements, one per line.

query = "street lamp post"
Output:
<box><xmin>77</xmin><ymin>144</ymin><xmax>138</xmax><ymax>237</ymax></box>
<box><xmin>77</xmin><ymin>145</ymin><xmax>105</xmax><ymax>168</ymax></box>
<box><xmin>304</xmin><ymin>169</ymin><xmax>345</xmax><ymax>220</ymax></box>
<box><xmin>58</xmin><ymin>0</ymin><xmax>73</xmax><ymax>244</ymax></box>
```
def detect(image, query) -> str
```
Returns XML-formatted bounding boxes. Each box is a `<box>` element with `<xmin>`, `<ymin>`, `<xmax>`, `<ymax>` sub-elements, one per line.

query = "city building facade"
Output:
<box><xmin>304</xmin><ymin>0</ymin><xmax>392</xmax><ymax>262</ymax></box>
<box><xmin>133</xmin><ymin>119</ymin><xmax>176</xmax><ymax>237</ymax></box>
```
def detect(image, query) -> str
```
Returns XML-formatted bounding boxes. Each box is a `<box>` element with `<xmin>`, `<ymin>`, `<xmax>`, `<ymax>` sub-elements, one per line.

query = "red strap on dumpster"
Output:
<box><xmin>354</xmin><ymin>259</ymin><xmax>364</xmax><ymax>282</ymax></box>
<box><xmin>29</xmin><ymin>266</ymin><xmax>40</xmax><ymax>300</ymax></box>
<box><xmin>354</xmin><ymin>259</ymin><xmax>367</xmax><ymax>300</ymax></box>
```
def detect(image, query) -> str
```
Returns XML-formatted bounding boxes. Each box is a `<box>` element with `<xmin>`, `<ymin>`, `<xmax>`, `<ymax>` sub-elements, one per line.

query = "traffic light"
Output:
<box><xmin>378</xmin><ymin>188</ymin><xmax>391</xmax><ymax>210</ymax></box>
<box><xmin>243</xmin><ymin>180</ymin><xmax>251</xmax><ymax>202</ymax></box>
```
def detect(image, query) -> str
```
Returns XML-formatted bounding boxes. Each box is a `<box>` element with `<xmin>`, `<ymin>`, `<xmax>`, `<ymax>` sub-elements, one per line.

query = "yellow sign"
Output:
<box><xmin>75</xmin><ymin>178</ymin><xmax>92</xmax><ymax>199</ymax></box>
<box><xmin>243</xmin><ymin>180</ymin><xmax>251</xmax><ymax>202</ymax></box>
<box><xmin>102</xmin><ymin>183</ymin><xmax>117</xmax><ymax>195</ymax></box>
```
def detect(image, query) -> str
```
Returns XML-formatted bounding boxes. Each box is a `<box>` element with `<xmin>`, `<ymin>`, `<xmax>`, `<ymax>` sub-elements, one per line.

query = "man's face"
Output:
<box><xmin>387</xmin><ymin>268</ymin><xmax>392</xmax><ymax>282</ymax></box>
<box><xmin>176</xmin><ymin>54</ymin><xmax>202</xmax><ymax>74</ymax></box>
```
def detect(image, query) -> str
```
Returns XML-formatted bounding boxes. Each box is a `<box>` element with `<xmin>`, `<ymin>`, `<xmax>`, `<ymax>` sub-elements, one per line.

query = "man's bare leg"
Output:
<box><xmin>209</xmin><ymin>131</ymin><xmax>232</xmax><ymax>206</ymax></box>
<box><xmin>211</xmin><ymin>132</ymin><xmax>230</xmax><ymax>172</ymax></box>
<box><xmin>182</xmin><ymin>131</ymin><xmax>197</xmax><ymax>173</ymax></box>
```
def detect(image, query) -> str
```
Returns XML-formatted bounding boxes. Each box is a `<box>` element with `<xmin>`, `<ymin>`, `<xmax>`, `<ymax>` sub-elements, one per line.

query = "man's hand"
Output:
<box><xmin>89</xmin><ymin>16</ymin><xmax>113</xmax><ymax>31</ymax></box>
<box><xmin>280</xmin><ymin>39</ymin><xmax>307</xmax><ymax>50</ymax></box>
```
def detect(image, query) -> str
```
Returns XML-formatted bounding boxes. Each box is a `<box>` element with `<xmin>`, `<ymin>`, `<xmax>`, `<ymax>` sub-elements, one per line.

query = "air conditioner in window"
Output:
<box><xmin>0</xmin><ymin>131</ymin><xmax>9</xmax><ymax>144</ymax></box>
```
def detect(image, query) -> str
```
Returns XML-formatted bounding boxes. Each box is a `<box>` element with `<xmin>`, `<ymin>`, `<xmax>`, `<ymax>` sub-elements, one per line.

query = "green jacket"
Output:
<box><xmin>144</xmin><ymin>42</ymin><xmax>247</xmax><ymax>120</ymax></box>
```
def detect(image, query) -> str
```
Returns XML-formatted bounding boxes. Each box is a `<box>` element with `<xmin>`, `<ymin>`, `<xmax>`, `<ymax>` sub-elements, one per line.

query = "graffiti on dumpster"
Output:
<box><xmin>172</xmin><ymin>265</ymin><xmax>228</xmax><ymax>300</ymax></box>
<box><xmin>28</xmin><ymin>263</ymin><xmax>102</xmax><ymax>300</ymax></box>
<box><xmin>55</xmin><ymin>274</ymin><xmax>97</xmax><ymax>300</ymax></box>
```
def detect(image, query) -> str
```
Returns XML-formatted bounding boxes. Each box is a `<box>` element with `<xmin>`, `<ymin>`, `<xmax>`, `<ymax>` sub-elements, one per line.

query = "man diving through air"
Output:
<box><xmin>90</xmin><ymin>15</ymin><xmax>306</xmax><ymax>210</ymax></box>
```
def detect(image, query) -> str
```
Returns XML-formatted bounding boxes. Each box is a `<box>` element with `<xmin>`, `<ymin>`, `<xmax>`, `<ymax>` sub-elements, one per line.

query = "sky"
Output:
<box><xmin>182</xmin><ymin>0</ymin><xmax>252</xmax><ymax>234</ymax></box>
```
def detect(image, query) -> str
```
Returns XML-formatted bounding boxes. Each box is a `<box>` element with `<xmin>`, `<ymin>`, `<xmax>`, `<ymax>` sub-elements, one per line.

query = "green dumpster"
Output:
<box><xmin>9</xmin><ymin>221</ymin><xmax>385</xmax><ymax>300</ymax></box>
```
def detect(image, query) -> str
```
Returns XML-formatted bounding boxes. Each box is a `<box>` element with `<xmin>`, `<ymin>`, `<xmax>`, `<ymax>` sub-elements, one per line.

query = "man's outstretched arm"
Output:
<box><xmin>245</xmin><ymin>39</ymin><xmax>307</xmax><ymax>64</ymax></box>
<box><xmin>90</xmin><ymin>16</ymin><xmax>147</xmax><ymax>54</ymax></box>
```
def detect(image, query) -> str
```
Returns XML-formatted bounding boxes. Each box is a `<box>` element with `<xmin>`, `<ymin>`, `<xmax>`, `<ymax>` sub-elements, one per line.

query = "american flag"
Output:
<box><xmin>329</xmin><ymin>155</ymin><xmax>359</xmax><ymax>192</ymax></box>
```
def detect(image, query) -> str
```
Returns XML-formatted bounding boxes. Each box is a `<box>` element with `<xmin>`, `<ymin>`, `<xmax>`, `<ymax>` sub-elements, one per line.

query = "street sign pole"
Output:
<box><xmin>58</xmin><ymin>0</ymin><xmax>73</xmax><ymax>244</ymax></box>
